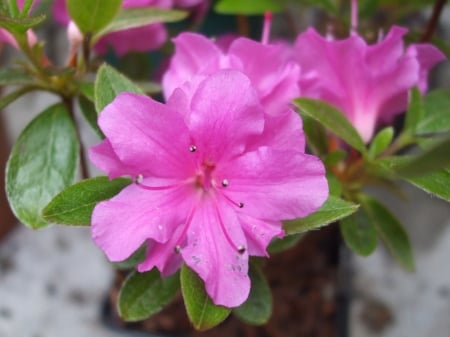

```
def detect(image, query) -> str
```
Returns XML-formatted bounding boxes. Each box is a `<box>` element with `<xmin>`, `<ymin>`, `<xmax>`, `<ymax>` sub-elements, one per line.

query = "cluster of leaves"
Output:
<box><xmin>2</xmin><ymin>0</ymin><xmax>449</xmax><ymax>331</ymax></box>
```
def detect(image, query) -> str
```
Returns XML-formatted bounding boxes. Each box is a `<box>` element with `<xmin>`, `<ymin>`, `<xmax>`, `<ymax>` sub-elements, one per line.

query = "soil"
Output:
<box><xmin>104</xmin><ymin>224</ymin><xmax>348</xmax><ymax>337</ymax></box>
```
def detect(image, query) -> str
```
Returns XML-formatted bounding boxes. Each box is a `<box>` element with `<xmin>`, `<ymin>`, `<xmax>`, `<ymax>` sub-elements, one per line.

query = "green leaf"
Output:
<box><xmin>78</xmin><ymin>81</ymin><xmax>95</xmax><ymax>101</ymax></box>
<box><xmin>340</xmin><ymin>208</ymin><xmax>377</xmax><ymax>256</ymax></box>
<box><xmin>180</xmin><ymin>264</ymin><xmax>230</xmax><ymax>331</ymax></box>
<box><xmin>403</xmin><ymin>168</ymin><xmax>450</xmax><ymax>201</ymax></box>
<box><xmin>113</xmin><ymin>244</ymin><xmax>147</xmax><ymax>270</ymax></box>
<box><xmin>94</xmin><ymin>7</ymin><xmax>187</xmax><ymax>42</ymax></box>
<box><xmin>416</xmin><ymin>89</ymin><xmax>450</xmax><ymax>135</ymax></box>
<box><xmin>301</xmin><ymin>113</ymin><xmax>328</xmax><ymax>156</ymax></box>
<box><xmin>0</xmin><ymin>86</ymin><xmax>34</xmax><ymax>110</ymax></box>
<box><xmin>267</xmin><ymin>233</ymin><xmax>303</xmax><ymax>254</ymax></box>
<box><xmin>6</xmin><ymin>104</ymin><xmax>79</xmax><ymax>229</ymax></box>
<box><xmin>0</xmin><ymin>68</ymin><xmax>35</xmax><ymax>86</ymax></box>
<box><xmin>42</xmin><ymin>176</ymin><xmax>131</xmax><ymax>226</ymax></box>
<box><xmin>118</xmin><ymin>269</ymin><xmax>180</xmax><ymax>321</ymax></box>
<box><xmin>326</xmin><ymin>172</ymin><xmax>343</xmax><ymax>197</ymax></box>
<box><xmin>394</xmin><ymin>136</ymin><xmax>450</xmax><ymax>177</ymax></box>
<box><xmin>294</xmin><ymin>98</ymin><xmax>367</xmax><ymax>154</ymax></box>
<box><xmin>95</xmin><ymin>63</ymin><xmax>144</xmax><ymax>113</ymax></box>
<box><xmin>233</xmin><ymin>264</ymin><xmax>272</xmax><ymax>325</ymax></box>
<box><xmin>283</xmin><ymin>196</ymin><xmax>359</xmax><ymax>235</ymax></box>
<box><xmin>215</xmin><ymin>0</ymin><xmax>282</xmax><ymax>14</ymax></box>
<box><xmin>404</xmin><ymin>87</ymin><xmax>424</xmax><ymax>132</ymax></box>
<box><xmin>360</xmin><ymin>196</ymin><xmax>415</xmax><ymax>271</ymax></box>
<box><xmin>0</xmin><ymin>14</ymin><xmax>46</xmax><ymax>31</ymax></box>
<box><xmin>78</xmin><ymin>96</ymin><xmax>105</xmax><ymax>139</ymax></box>
<box><xmin>368</xmin><ymin>127</ymin><xmax>394</xmax><ymax>159</ymax></box>
<box><xmin>66</xmin><ymin>0</ymin><xmax>122</xmax><ymax>34</ymax></box>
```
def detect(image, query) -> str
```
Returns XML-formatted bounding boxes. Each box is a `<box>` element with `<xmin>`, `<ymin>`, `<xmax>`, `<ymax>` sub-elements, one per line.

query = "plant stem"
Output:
<box><xmin>421</xmin><ymin>0</ymin><xmax>447</xmax><ymax>42</ymax></box>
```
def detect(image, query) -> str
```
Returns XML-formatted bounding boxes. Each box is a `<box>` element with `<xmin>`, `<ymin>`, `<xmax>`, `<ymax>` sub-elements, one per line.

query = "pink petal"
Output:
<box><xmin>187</xmin><ymin>70</ymin><xmax>265</xmax><ymax>161</ymax></box>
<box><xmin>92</xmin><ymin>183</ymin><xmax>193</xmax><ymax>262</ymax></box>
<box><xmin>217</xmin><ymin>147</ymin><xmax>328</xmax><ymax>220</ymax></box>
<box><xmin>97</xmin><ymin>92</ymin><xmax>194</xmax><ymax>178</ymax></box>
<box><xmin>239</xmin><ymin>215</ymin><xmax>283</xmax><ymax>257</ymax></box>
<box><xmin>182</xmin><ymin>199</ymin><xmax>250</xmax><ymax>307</ymax></box>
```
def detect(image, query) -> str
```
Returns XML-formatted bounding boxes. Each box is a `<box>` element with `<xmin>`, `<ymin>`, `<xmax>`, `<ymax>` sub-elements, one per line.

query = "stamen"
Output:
<box><xmin>174</xmin><ymin>206</ymin><xmax>197</xmax><ymax>250</ymax></box>
<box><xmin>351</xmin><ymin>0</ymin><xmax>358</xmax><ymax>34</ymax></box>
<box><xmin>221</xmin><ymin>192</ymin><xmax>245</xmax><ymax>209</ymax></box>
<box><xmin>189</xmin><ymin>145</ymin><xmax>197</xmax><ymax>152</ymax></box>
<box><xmin>174</xmin><ymin>245</ymin><xmax>181</xmax><ymax>254</ymax></box>
<box><xmin>214</xmin><ymin>206</ymin><xmax>246</xmax><ymax>254</ymax></box>
<box><xmin>135</xmin><ymin>175</ymin><xmax>179</xmax><ymax>191</ymax></box>
<box><xmin>261</xmin><ymin>11</ymin><xmax>272</xmax><ymax>45</ymax></box>
<box><xmin>221</xmin><ymin>179</ymin><xmax>229</xmax><ymax>187</ymax></box>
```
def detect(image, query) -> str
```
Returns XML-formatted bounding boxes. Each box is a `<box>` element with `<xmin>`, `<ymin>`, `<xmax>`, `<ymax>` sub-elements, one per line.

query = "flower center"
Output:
<box><xmin>195</xmin><ymin>160</ymin><xmax>216</xmax><ymax>192</ymax></box>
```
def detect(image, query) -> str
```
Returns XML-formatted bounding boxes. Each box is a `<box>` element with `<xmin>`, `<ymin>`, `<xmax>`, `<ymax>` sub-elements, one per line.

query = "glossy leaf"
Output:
<box><xmin>215</xmin><ymin>0</ymin><xmax>282</xmax><ymax>14</ymax></box>
<box><xmin>340</xmin><ymin>208</ymin><xmax>377</xmax><ymax>256</ymax></box>
<box><xmin>180</xmin><ymin>265</ymin><xmax>230</xmax><ymax>331</ymax></box>
<box><xmin>95</xmin><ymin>63</ymin><xmax>144</xmax><ymax>113</ymax></box>
<box><xmin>6</xmin><ymin>104</ymin><xmax>79</xmax><ymax>229</ymax></box>
<box><xmin>404</xmin><ymin>168</ymin><xmax>450</xmax><ymax>201</ymax></box>
<box><xmin>94</xmin><ymin>7</ymin><xmax>187</xmax><ymax>42</ymax></box>
<box><xmin>118</xmin><ymin>269</ymin><xmax>180</xmax><ymax>321</ymax></box>
<box><xmin>368</xmin><ymin>127</ymin><xmax>394</xmax><ymax>159</ymax></box>
<box><xmin>283</xmin><ymin>196</ymin><xmax>359</xmax><ymax>235</ymax></box>
<box><xmin>78</xmin><ymin>96</ymin><xmax>105</xmax><ymax>139</ymax></box>
<box><xmin>404</xmin><ymin>87</ymin><xmax>424</xmax><ymax>132</ymax></box>
<box><xmin>294</xmin><ymin>98</ymin><xmax>367</xmax><ymax>154</ymax></box>
<box><xmin>42</xmin><ymin>176</ymin><xmax>131</xmax><ymax>226</ymax></box>
<box><xmin>416</xmin><ymin>89</ymin><xmax>450</xmax><ymax>135</ymax></box>
<box><xmin>361</xmin><ymin>196</ymin><xmax>415</xmax><ymax>271</ymax></box>
<box><xmin>66</xmin><ymin>0</ymin><xmax>122</xmax><ymax>34</ymax></box>
<box><xmin>233</xmin><ymin>264</ymin><xmax>272</xmax><ymax>325</ymax></box>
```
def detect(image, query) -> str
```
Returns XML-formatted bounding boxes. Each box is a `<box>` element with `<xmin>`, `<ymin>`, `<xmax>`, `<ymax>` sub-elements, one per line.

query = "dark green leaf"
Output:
<box><xmin>394</xmin><ymin>136</ymin><xmax>450</xmax><ymax>177</ymax></box>
<box><xmin>326</xmin><ymin>172</ymin><xmax>343</xmax><ymax>196</ymax></box>
<box><xmin>233</xmin><ymin>264</ymin><xmax>272</xmax><ymax>325</ymax></box>
<box><xmin>368</xmin><ymin>127</ymin><xmax>394</xmax><ymax>159</ymax></box>
<box><xmin>416</xmin><ymin>89</ymin><xmax>450</xmax><ymax>135</ymax></box>
<box><xmin>95</xmin><ymin>63</ymin><xmax>144</xmax><ymax>113</ymax></box>
<box><xmin>6</xmin><ymin>104</ymin><xmax>79</xmax><ymax>229</ymax></box>
<box><xmin>340</xmin><ymin>208</ymin><xmax>377</xmax><ymax>256</ymax></box>
<box><xmin>294</xmin><ymin>98</ymin><xmax>367</xmax><ymax>154</ymax></box>
<box><xmin>0</xmin><ymin>14</ymin><xmax>46</xmax><ymax>31</ymax></box>
<box><xmin>66</xmin><ymin>0</ymin><xmax>122</xmax><ymax>34</ymax></box>
<box><xmin>78</xmin><ymin>96</ymin><xmax>105</xmax><ymax>139</ymax></box>
<box><xmin>283</xmin><ymin>196</ymin><xmax>359</xmax><ymax>235</ymax></box>
<box><xmin>0</xmin><ymin>86</ymin><xmax>34</xmax><ymax>109</ymax></box>
<box><xmin>113</xmin><ymin>244</ymin><xmax>147</xmax><ymax>270</ymax></box>
<box><xmin>215</xmin><ymin>0</ymin><xmax>282</xmax><ymax>14</ymax></box>
<box><xmin>181</xmin><ymin>264</ymin><xmax>230</xmax><ymax>331</ymax></box>
<box><xmin>42</xmin><ymin>176</ymin><xmax>131</xmax><ymax>226</ymax></box>
<box><xmin>301</xmin><ymin>113</ymin><xmax>328</xmax><ymax>156</ymax></box>
<box><xmin>404</xmin><ymin>87</ymin><xmax>424</xmax><ymax>132</ymax></box>
<box><xmin>403</xmin><ymin>168</ymin><xmax>450</xmax><ymax>201</ymax></box>
<box><xmin>0</xmin><ymin>68</ymin><xmax>35</xmax><ymax>86</ymax></box>
<box><xmin>360</xmin><ymin>196</ymin><xmax>415</xmax><ymax>271</ymax></box>
<box><xmin>78</xmin><ymin>81</ymin><xmax>95</xmax><ymax>101</ymax></box>
<box><xmin>118</xmin><ymin>269</ymin><xmax>180</xmax><ymax>321</ymax></box>
<box><xmin>267</xmin><ymin>233</ymin><xmax>303</xmax><ymax>254</ymax></box>
<box><xmin>94</xmin><ymin>7</ymin><xmax>187</xmax><ymax>41</ymax></box>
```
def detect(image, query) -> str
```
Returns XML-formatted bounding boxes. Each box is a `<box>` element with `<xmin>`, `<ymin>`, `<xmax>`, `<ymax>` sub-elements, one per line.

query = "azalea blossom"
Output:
<box><xmin>162</xmin><ymin>30</ymin><xmax>301</xmax><ymax>116</ymax></box>
<box><xmin>293</xmin><ymin>23</ymin><xmax>445</xmax><ymax>143</ymax></box>
<box><xmin>89</xmin><ymin>70</ymin><xmax>328</xmax><ymax>307</ymax></box>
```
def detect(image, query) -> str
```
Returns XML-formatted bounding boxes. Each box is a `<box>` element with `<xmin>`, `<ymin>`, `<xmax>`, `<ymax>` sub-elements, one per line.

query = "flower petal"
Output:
<box><xmin>239</xmin><ymin>215</ymin><xmax>283</xmax><ymax>257</ymax></box>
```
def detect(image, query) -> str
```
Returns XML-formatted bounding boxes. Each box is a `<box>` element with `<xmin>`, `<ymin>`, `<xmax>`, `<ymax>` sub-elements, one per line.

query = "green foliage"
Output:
<box><xmin>368</xmin><ymin>127</ymin><xmax>394</xmax><ymax>159</ymax></box>
<box><xmin>301</xmin><ymin>114</ymin><xmax>329</xmax><ymax>156</ymax></box>
<box><xmin>95</xmin><ymin>63</ymin><xmax>144</xmax><ymax>113</ymax></box>
<box><xmin>6</xmin><ymin>104</ymin><xmax>79</xmax><ymax>229</ymax></box>
<box><xmin>283</xmin><ymin>196</ymin><xmax>359</xmax><ymax>235</ymax></box>
<box><xmin>416</xmin><ymin>89</ymin><xmax>450</xmax><ymax>135</ymax></box>
<box><xmin>78</xmin><ymin>96</ymin><xmax>105</xmax><ymax>139</ymax></box>
<box><xmin>294</xmin><ymin>98</ymin><xmax>367</xmax><ymax>154</ymax></box>
<box><xmin>360</xmin><ymin>195</ymin><xmax>415</xmax><ymax>271</ymax></box>
<box><xmin>94</xmin><ymin>7</ymin><xmax>187</xmax><ymax>43</ymax></box>
<box><xmin>0</xmin><ymin>68</ymin><xmax>36</xmax><ymax>86</ymax></box>
<box><xmin>0</xmin><ymin>87</ymin><xmax>34</xmax><ymax>110</ymax></box>
<box><xmin>233</xmin><ymin>264</ymin><xmax>272</xmax><ymax>325</ymax></box>
<box><xmin>42</xmin><ymin>176</ymin><xmax>131</xmax><ymax>226</ymax></box>
<box><xmin>215</xmin><ymin>0</ymin><xmax>282</xmax><ymax>14</ymax></box>
<box><xmin>403</xmin><ymin>168</ymin><xmax>450</xmax><ymax>202</ymax></box>
<box><xmin>0</xmin><ymin>13</ymin><xmax>45</xmax><ymax>32</ymax></box>
<box><xmin>268</xmin><ymin>233</ymin><xmax>303</xmax><ymax>254</ymax></box>
<box><xmin>180</xmin><ymin>265</ymin><xmax>230</xmax><ymax>331</ymax></box>
<box><xmin>404</xmin><ymin>87</ymin><xmax>424</xmax><ymax>133</ymax></box>
<box><xmin>66</xmin><ymin>0</ymin><xmax>122</xmax><ymax>34</ymax></box>
<box><xmin>113</xmin><ymin>245</ymin><xmax>147</xmax><ymax>270</ymax></box>
<box><xmin>118</xmin><ymin>269</ymin><xmax>180</xmax><ymax>321</ymax></box>
<box><xmin>340</xmin><ymin>208</ymin><xmax>377</xmax><ymax>256</ymax></box>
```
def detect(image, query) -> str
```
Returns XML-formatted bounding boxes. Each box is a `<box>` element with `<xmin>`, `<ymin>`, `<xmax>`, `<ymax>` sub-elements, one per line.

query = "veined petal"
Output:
<box><xmin>187</xmin><ymin>70</ymin><xmax>265</xmax><ymax>161</ymax></box>
<box><xmin>91</xmin><ymin>183</ymin><xmax>192</xmax><ymax>262</ymax></box>
<box><xmin>97</xmin><ymin>92</ymin><xmax>194</xmax><ymax>178</ymax></box>
<box><xmin>217</xmin><ymin>147</ymin><xmax>328</xmax><ymax>220</ymax></box>
<box><xmin>182</xmin><ymin>199</ymin><xmax>250</xmax><ymax>307</ymax></box>
<box><xmin>239</xmin><ymin>215</ymin><xmax>283</xmax><ymax>257</ymax></box>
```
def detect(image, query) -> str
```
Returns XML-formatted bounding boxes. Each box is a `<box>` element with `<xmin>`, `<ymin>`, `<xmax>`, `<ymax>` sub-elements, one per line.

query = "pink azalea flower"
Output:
<box><xmin>89</xmin><ymin>70</ymin><xmax>328</xmax><ymax>307</ymax></box>
<box><xmin>294</xmin><ymin>26</ymin><xmax>445</xmax><ymax>143</ymax></box>
<box><xmin>52</xmin><ymin>0</ymin><xmax>171</xmax><ymax>56</ymax></box>
<box><xmin>162</xmin><ymin>31</ymin><xmax>301</xmax><ymax>116</ymax></box>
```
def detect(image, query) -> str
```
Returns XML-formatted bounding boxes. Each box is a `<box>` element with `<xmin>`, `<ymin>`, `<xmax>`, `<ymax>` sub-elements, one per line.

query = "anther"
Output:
<box><xmin>189</xmin><ymin>145</ymin><xmax>197</xmax><ymax>152</ymax></box>
<box><xmin>174</xmin><ymin>245</ymin><xmax>181</xmax><ymax>254</ymax></box>
<box><xmin>237</xmin><ymin>245</ymin><xmax>246</xmax><ymax>254</ymax></box>
<box><xmin>221</xmin><ymin>179</ymin><xmax>229</xmax><ymax>187</ymax></box>
<box><xmin>238</xmin><ymin>202</ymin><xmax>244</xmax><ymax>208</ymax></box>
<box><xmin>135</xmin><ymin>174</ymin><xmax>144</xmax><ymax>184</ymax></box>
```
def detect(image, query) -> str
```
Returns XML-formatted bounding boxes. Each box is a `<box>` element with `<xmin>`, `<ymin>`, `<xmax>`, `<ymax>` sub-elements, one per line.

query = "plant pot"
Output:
<box><xmin>102</xmin><ymin>224</ymin><xmax>351</xmax><ymax>337</ymax></box>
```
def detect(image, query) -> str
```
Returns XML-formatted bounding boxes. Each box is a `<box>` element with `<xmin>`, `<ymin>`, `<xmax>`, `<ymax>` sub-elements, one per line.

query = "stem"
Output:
<box><xmin>351</xmin><ymin>0</ymin><xmax>358</xmax><ymax>34</ymax></box>
<box><xmin>63</xmin><ymin>97</ymin><xmax>89</xmax><ymax>179</ymax></box>
<box><xmin>421</xmin><ymin>0</ymin><xmax>447</xmax><ymax>42</ymax></box>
